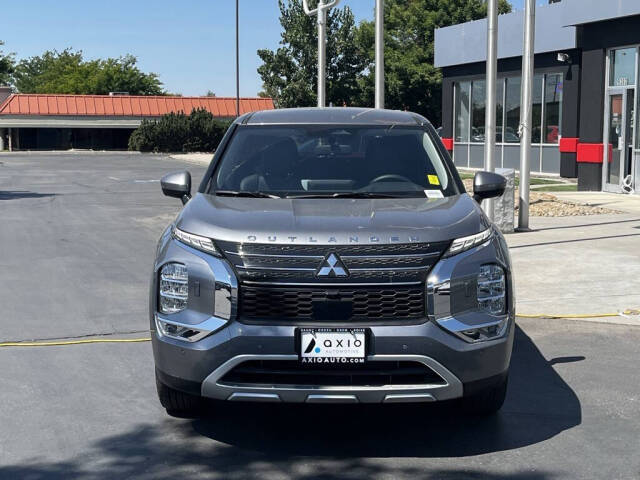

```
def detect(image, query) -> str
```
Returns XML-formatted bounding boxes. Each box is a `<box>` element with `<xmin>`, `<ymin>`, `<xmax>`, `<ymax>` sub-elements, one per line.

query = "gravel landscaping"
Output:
<box><xmin>462</xmin><ymin>179</ymin><xmax>621</xmax><ymax>217</ymax></box>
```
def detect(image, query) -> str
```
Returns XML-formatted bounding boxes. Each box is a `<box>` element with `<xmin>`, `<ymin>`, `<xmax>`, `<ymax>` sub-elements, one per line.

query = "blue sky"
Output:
<box><xmin>1</xmin><ymin>0</ymin><xmax>536</xmax><ymax>97</ymax></box>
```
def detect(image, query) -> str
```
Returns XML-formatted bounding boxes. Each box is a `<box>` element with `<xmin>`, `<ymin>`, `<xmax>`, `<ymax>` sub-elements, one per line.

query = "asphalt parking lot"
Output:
<box><xmin>0</xmin><ymin>153</ymin><xmax>639</xmax><ymax>479</ymax></box>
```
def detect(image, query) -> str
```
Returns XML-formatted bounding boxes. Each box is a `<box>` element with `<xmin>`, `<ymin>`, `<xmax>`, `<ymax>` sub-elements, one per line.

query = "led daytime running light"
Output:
<box><xmin>445</xmin><ymin>228</ymin><xmax>492</xmax><ymax>257</ymax></box>
<box><xmin>173</xmin><ymin>227</ymin><xmax>220</xmax><ymax>256</ymax></box>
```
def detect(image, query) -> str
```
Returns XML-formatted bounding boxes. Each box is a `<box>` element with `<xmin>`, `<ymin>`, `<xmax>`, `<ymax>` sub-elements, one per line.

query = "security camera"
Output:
<box><xmin>557</xmin><ymin>52</ymin><xmax>572</xmax><ymax>64</ymax></box>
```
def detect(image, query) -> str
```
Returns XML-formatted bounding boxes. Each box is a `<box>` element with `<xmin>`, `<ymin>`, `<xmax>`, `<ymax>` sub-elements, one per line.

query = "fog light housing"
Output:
<box><xmin>459</xmin><ymin>319</ymin><xmax>507</xmax><ymax>342</ymax></box>
<box><xmin>437</xmin><ymin>316</ymin><xmax>508</xmax><ymax>343</ymax></box>
<box><xmin>159</xmin><ymin>263</ymin><xmax>188</xmax><ymax>314</ymax></box>
<box><xmin>155</xmin><ymin>315</ymin><xmax>212</xmax><ymax>343</ymax></box>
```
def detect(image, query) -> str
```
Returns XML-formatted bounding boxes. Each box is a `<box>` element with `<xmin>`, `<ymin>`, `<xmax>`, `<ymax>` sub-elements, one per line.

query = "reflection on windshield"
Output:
<box><xmin>212</xmin><ymin>125</ymin><xmax>456</xmax><ymax>198</ymax></box>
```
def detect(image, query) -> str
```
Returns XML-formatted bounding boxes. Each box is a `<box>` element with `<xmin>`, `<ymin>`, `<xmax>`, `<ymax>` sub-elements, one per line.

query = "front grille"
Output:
<box><xmin>219</xmin><ymin>360</ymin><xmax>445</xmax><ymax>387</ymax></box>
<box><xmin>239</xmin><ymin>286</ymin><xmax>425</xmax><ymax>321</ymax></box>
<box><xmin>225</xmin><ymin>242</ymin><xmax>440</xmax><ymax>256</ymax></box>
<box><xmin>217</xmin><ymin>240</ymin><xmax>449</xmax><ymax>285</ymax></box>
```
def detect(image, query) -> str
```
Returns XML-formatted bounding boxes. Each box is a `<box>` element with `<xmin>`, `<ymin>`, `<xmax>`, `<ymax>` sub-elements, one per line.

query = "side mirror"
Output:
<box><xmin>161</xmin><ymin>171</ymin><xmax>191</xmax><ymax>205</ymax></box>
<box><xmin>473</xmin><ymin>171</ymin><xmax>506</xmax><ymax>204</ymax></box>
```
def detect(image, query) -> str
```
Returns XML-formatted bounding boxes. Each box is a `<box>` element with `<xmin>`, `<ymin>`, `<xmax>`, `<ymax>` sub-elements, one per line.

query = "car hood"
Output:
<box><xmin>175</xmin><ymin>193</ymin><xmax>489</xmax><ymax>245</ymax></box>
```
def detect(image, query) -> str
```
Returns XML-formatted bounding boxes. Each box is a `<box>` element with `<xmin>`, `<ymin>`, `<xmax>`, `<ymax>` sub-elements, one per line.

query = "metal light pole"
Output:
<box><xmin>375</xmin><ymin>0</ymin><xmax>384</xmax><ymax>109</ymax></box>
<box><xmin>303</xmin><ymin>0</ymin><xmax>341</xmax><ymax>107</ymax></box>
<box><xmin>518</xmin><ymin>0</ymin><xmax>536</xmax><ymax>231</ymax></box>
<box><xmin>483</xmin><ymin>0</ymin><xmax>499</xmax><ymax>221</ymax></box>
<box><xmin>236</xmin><ymin>0</ymin><xmax>240</xmax><ymax>117</ymax></box>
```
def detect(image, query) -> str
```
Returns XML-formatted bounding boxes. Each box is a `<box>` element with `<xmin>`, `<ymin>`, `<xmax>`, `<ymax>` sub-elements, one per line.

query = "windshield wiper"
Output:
<box><xmin>286</xmin><ymin>192</ymin><xmax>402</xmax><ymax>199</ymax></box>
<box><xmin>214</xmin><ymin>190</ymin><xmax>281</xmax><ymax>199</ymax></box>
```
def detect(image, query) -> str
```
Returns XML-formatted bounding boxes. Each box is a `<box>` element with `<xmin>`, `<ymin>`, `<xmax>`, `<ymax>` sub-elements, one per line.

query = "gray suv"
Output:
<box><xmin>151</xmin><ymin>108</ymin><xmax>514</xmax><ymax>416</ymax></box>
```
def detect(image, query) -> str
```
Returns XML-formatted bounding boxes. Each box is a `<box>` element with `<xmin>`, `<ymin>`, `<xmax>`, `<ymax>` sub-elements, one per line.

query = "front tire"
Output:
<box><xmin>156</xmin><ymin>373</ymin><xmax>203</xmax><ymax>416</ymax></box>
<box><xmin>460</xmin><ymin>375</ymin><xmax>508</xmax><ymax>416</ymax></box>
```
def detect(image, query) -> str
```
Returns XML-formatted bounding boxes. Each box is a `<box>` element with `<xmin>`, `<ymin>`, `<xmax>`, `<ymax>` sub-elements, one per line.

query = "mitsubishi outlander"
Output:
<box><xmin>151</xmin><ymin>108</ymin><xmax>513</xmax><ymax>416</ymax></box>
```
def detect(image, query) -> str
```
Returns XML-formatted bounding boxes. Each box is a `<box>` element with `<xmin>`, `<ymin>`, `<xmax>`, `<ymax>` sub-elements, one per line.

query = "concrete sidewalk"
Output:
<box><xmin>553</xmin><ymin>191</ymin><xmax>640</xmax><ymax>214</ymax></box>
<box><xmin>169</xmin><ymin>153</ymin><xmax>213</xmax><ymax>165</ymax></box>
<box><xmin>506</xmin><ymin>213</ymin><xmax>640</xmax><ymax>325</ymax></box>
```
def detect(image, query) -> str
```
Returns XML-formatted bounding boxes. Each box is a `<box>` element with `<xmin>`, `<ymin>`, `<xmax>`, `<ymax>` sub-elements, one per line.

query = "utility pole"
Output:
<box><xmin>375</xmin><ymin>0</ymin><xmax>384</xmax><ymax>109</ymax></box>
<box><xmin>235</xmin><ymin>0</ymin><xmax>240</xmax><ymax>117</ymax></box>
<box><xmin>518</xmin><ymin>0</ymin><xmax>536</xmax><ymax>231</ymax></box>
<box><xmin>303</xmin><ymin>0</ymin><xmax>341</xmax><ymax>107</ymax></box>
<box><xmin>483</xmin><ymin>0</ymin><xmax>499</xmax><ymax>221</ymax></box>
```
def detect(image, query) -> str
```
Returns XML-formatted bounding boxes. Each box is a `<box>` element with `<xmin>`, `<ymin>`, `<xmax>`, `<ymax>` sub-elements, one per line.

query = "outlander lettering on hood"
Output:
<box><xmin>245</xmin><ymin>234</ymin><xmax>423</xmax><ymax>244</ymax></box>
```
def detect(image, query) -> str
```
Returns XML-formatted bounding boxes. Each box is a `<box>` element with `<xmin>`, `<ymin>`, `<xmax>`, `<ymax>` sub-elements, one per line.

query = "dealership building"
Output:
<box><xmin>0</xmin><ymin>89</ymin><xmax>274</xmax><ymax>151</ymax></box>
<box><xmin>435</xmin><ymin>0</ymin><xmax>640</xmax><ymax>193</ymax></box>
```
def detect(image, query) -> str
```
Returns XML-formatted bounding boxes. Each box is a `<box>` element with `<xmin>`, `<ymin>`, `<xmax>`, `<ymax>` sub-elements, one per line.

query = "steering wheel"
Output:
<box><xmin>370</xmin><ymin>174</ymin><xmax>413</xmax><ymax>184</ymax></box>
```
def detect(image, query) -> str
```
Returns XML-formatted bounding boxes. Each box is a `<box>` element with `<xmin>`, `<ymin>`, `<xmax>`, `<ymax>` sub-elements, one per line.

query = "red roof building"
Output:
<box><xmin>0</xmin><ymin>94</ymin><xmax>274</xmax><ymax>117</ymax></box>
<box><xmin>0</xmin><ymin>92</ymin><xmax>275</xmax><ymax>151</ymax></box>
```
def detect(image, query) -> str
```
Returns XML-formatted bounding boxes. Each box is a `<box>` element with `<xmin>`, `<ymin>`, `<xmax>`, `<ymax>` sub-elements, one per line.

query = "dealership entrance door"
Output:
<box><xmin>604</xmin><ymin>47</ymin><xmax>638</xmax><ymax>193</ymax></box>
<box><xmin>604</xmin><ymin>90</ymin><xmax>635</xmax><ymax>192</ymax></box>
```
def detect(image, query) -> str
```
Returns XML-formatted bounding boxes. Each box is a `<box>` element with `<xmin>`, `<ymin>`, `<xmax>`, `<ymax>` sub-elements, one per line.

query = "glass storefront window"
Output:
<box><xmin>467</xmin><ymin>79</ymin><xmax>504</xmax><ymax>143</ymax></box>
<box><xmin>543</xmin><ymin>74</ymin><xmax>563</xmax><ymax>144</ymax></box>
<box><xmin>496</xmin><ymin>80</ymin><xmax>504</xmax><ymax>143</ymax></box>
<box><xmin>531</xmin><ymin>74</ymin><xmax>543</xmax><ymax>144</ymax></box>
<box><xmin>454</xmin><ymin>81</ymin><xmax>471</xmax><ymax>142</ymax></box>
<box><xmin>637</xmin><ymin>85</ymin><xmax>640</xmax><ymax>150</ymax></box>
<box><xmin>471</xmin><ymin>80</ymin><xmax>486</xmax><ymax>142</ymax></box>
<box><xmin>454</xmin><ymin>73</ymin><xmax>561</xmax><ymax>145</ymax></box>
<box><xmin>610</xmin><ymin>48</ymin><xmax>637</xmax><ymax>87</ymax></box>
<box><xmin>505</xmin><ymin>77</ymin><xmax>521</xmax><ymax>143</ymax></box>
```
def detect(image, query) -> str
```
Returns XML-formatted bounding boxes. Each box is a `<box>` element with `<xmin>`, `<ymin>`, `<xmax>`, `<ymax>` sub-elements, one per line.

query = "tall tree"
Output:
<box><xmin>12</xmin><ymin>49</ymin><xmax>164</xmax><ymax>95</ymax></box>
<box><xmin>357</xmin><ymin>0</ymin><xmax>512</xmax><ymax>122</ymax></box>
<box><xmin>257</xmin><ymin>0</ymin><xmax>367</xmax><ymax>108</ymax></box>
<box><xmin>257</xmin><ymin>0</ymin><xmax>511</xmax><ymax>121</ymax></box>
<box><xmin>0</xmin><ymin>41</ymin><xmax>15</xmax><ymax>86</ymax></box>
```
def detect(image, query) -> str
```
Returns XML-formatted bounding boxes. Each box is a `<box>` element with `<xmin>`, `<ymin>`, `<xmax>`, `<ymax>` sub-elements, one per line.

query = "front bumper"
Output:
<box><xmin>200</xmin><ymin>354</ymin><xmax>462</xmax><ymax>404</ymax></box>
<box><xmin>152</xmin><ymin>315</ymin><xmax>514</xmax><ymax>403</ymax></box>
<box><xmin>151</xmin><ymin>230</ymin><xmax>515</xmax><ymax>404</ymax></box>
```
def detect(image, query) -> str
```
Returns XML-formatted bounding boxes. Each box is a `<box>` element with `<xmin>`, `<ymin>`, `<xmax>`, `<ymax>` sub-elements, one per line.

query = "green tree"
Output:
<box><xmin>257</xmin><ymin>0</ymin><xmax>511</xmax><ymax>122</ymax></box>
<box><xmin>13</xmin><ymin>49</ymin><xmax>163</xmax><ymax>95</ymax></box>
<box><xmin>0</xmin><ymin>41</ymin><xmax>15</xmax><ymax>86</ymax></box>
<box><xmin>357</xmin><ymin>0</ymin><xmax>512</xmax><ymax>122</ymax></box>
<box><xmin>257</xmin><ymin>0</ymin><xmax>367</xmax><ymax>108</ymax></box>
<box><xmin>93</xmin><ymin>55</ymin><xmax>164</xmax><ymax>95</ymax></box>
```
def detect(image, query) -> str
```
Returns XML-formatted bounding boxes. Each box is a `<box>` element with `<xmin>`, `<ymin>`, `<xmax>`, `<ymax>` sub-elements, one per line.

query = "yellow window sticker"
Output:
<box><xmin>428</xmin><ymin>174</ymin><xmax>440</xmax><ymax>186</ymax></box>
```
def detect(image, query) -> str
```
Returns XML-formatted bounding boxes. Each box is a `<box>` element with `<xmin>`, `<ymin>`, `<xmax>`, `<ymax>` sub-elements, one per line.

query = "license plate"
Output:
<box><xmin>299</xmin><ymin>328</ymin><xmax>366</xmax><ymax>362</ymax></box>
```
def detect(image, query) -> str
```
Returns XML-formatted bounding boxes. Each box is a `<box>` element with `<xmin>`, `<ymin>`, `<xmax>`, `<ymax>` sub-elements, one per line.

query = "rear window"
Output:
<box><xmin>211</xmin><ymin>125</ymin><xmax>458</xmax><ymax>198</ymax></box>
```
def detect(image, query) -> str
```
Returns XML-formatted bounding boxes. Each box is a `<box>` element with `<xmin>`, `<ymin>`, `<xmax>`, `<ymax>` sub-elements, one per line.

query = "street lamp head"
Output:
<box><xmin>303</xmin><ymin>0</ymin><xmax>340</xmax><ymax>16</ymax></box>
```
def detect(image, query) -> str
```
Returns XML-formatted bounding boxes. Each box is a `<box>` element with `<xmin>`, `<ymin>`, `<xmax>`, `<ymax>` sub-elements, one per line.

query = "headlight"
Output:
<box><xmin>443</xmin><ymin>228</ymin><xmax>492</xmax><ymax>257</ymax></box>
<box><xmin>172</xmin><ymin>226</ymin><xmax>221</xmax><ymax>256</ymax></box>
<box><xmin>159</xmin><ymin>263</ymin><xmax>188</xmax><ymax>314</ymax></box>
<box><xmin>435</xmin><ymin>264</ymin><xmax>508</xmax><ymax>343</ymax></box>
<box><xmin>457</xmin><ymin>264</ymin><xmax>507</xmax><ymax>342</ymax></box>
<box><xmin>477</xmin><ymin>264</ymin><xmax>505</xmax><ymax>315</ymax></box>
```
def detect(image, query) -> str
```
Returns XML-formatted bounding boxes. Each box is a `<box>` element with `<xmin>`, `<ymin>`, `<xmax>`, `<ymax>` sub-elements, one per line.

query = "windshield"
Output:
<box><xmin>211</xmin><ymin>125</ymin><xmax>458</xmax><ymax>198</ymax></box>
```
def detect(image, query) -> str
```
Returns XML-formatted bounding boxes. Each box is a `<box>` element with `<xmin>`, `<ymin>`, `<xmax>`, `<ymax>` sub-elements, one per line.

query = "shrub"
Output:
<box><xmin>128</xmin><ymin>108</ymin><xmax>232</xmax><ymax>153</ymax></box>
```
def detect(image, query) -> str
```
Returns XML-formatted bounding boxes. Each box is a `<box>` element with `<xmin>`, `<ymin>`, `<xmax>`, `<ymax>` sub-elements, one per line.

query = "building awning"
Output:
<box><xmin>562</xmin><ymin>0</ymin><xmax>640</xmax><ymax>26</ymax></box>
<box><xmin>434</xmin><ymin>1</ymin><xmax>576</xmax><ymax>69</ymax></box>
<box><xmin>0</xmin><ymin>94</ymin><xmax>274</xmax><ymax>119</ymax></box>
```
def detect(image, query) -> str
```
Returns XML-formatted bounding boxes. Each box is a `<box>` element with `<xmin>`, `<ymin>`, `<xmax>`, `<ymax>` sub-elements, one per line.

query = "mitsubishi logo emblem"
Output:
<box><xmin>316</xmin><ymin>253</ymin><xmax>349</xmax><ymax>278</ymax></box>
